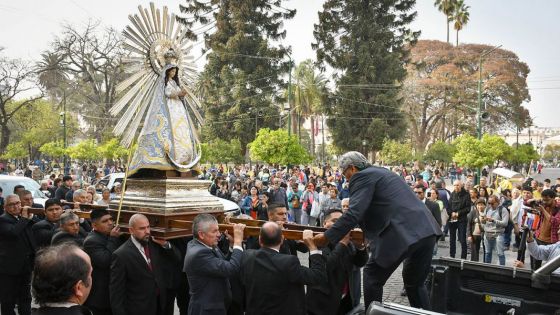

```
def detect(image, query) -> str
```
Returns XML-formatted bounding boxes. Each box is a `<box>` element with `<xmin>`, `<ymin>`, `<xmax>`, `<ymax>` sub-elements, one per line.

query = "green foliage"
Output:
<box><xmin>424</xmin><ymin>141</ymin><xmax>456</xmax><ymax>163</ymax></box>
<box><xmin>66</xmin><ymin>139</ymin><xmax>100</xmax><ymax>161</ymax></box>
<box><xmin>507</xmin><ymin>144</ymin><xmax>540</xmax><ymax>165</ymax></box>
<box><xmin>248</xmin><ymin>128</ymin><xmax>312</xmax><ymax>166</ymax></box>
<box><xmin>180</xmin><ymin>0</ymin><xmax>295</xmax><ymax>154</ymax></box>
<box><xmin>380</xmin><ymin>140</ymin><xmax>413</xmax><ymax>165</ymax></box>
<box><xmin>314</xmin><ymin>0</ymin><xmax>418</xmax><ymax>152</ymax></box>
<box><xmin>39</xmin><ymin>141</ymin><xmax>66</xmax><ymax>157</ymax></box>
<box><xmin>453</xmin><ymin>134</ymin><xmax>511</xmax><ymax>168</ymax></box>
<box><xmin>543</xmin><ymin>144</ymin><xmax>560</xmax><ymax>160</ymax></box>
<box><xmin>97</xmin><ymin>138</ymin><xmax>128</xmax><ymax>160</ymax></box>
<box><xmin>1</xmin><ymin>142</ymin><xmax>28</xmax><ymax>159</ymax></box>
<box><xmin>201</xmin><ymin>139</ymin><xmax>244</xmax><ymax>164</ymax></box>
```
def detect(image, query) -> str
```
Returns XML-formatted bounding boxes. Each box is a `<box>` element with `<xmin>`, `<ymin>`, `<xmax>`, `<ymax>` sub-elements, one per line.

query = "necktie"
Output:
<box><xmin>143</xmin><ymin>245</ymin><xmax>153</xmax><ymax>271</ymax></box>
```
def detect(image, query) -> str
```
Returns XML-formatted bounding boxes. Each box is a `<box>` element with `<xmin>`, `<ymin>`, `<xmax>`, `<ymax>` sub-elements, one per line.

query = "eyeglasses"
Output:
<box><xmin>414</xmin><ymin>191</ymin><xmax>424</xmax><ymax>195</ymax></box>
<box><xmin>6</xmin><ymin>201</ymin><xmax>21</xmax><ymax>207</ymax></box>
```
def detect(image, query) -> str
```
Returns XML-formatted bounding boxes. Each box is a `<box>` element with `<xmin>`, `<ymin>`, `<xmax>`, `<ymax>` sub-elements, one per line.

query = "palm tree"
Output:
<box><xmin>36</xmin><ymin>52</ymin><xmax>68</xmax><ymax>100</ymax></box>
<box><xmin>434</xmin><ymin>0</ymin><xmax>457</xmax><ymax>44</ymax></box>
<box><xmin>292</xmin><ymin>60</ymin><xmax>327</xmax><ymax>157</ymax></box>
<box><xmin>452</xmin><ymin>0</ymin><xmax>470</xmax><ymax>46</ymax></box>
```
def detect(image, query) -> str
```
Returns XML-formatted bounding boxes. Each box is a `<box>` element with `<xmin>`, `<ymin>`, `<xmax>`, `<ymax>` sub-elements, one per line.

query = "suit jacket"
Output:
<box><xmin>324</xmin><ymin>166</ymin><xmax>442</xmax><ymax>268</ymax></box>
<box><xmin>306</xmin><ymin>243</ymin><xmax>368</xmax><ymax>315</ymax></box>
<box><xmin>83</xmin><ymin>230</ymin><xmax>123</xmax><ymax>311</ymax></box>
<box><xmin>32</xmin><ymin>219</ymin><xmax>58</xmax><ymax>248</ymax></box>
<box><xmin>110</xmin><ymin>238</ymin><xmax>180</xmax><ymax>315</ymax></box>
<box><xmin>51</xmin><ymin>231</ymin><xmax>84</xmax><ymax>246</ymax></box>
<box><xmin>0</xmin><ymin>213</ymin><xmax>36</xmax><ymax>275</ymax></box>
<box><xmin>425</xmin><ymin>199</ymin><xmax>442</xmax><ymax>227</ymax></box>
<box><xmin>240</xmin><ymin>247</ymin><xmax>327</xmax><ymax>315</ymax></box>
<box><xmin>449</xmin><ymin>188</ymin><xmax>471</xmax><ymax>221</ymax></box>
<box><xmin>183</xmin><ymin>239</ymin><xmax>243</xmax><ymax>315</ymax></box>
<box><xmin>245</xmin><ymin>236</ymin><xmax>308</xmax><ymax>256</ymax></box>
<box><xmin>32</xmin><ymin>305</ymin><xmax>92</xmax><ymax>315</ymax></box>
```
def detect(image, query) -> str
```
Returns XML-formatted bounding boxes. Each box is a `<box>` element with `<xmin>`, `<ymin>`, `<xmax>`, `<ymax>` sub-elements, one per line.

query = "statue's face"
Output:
<box><xmin>167</xmin><ymin>68</ymin><xmax>176</xmax><ymax>78</ymax></box>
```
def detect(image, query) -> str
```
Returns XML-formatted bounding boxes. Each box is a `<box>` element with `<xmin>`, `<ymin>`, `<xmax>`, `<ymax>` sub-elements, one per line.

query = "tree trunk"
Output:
<box><xmin>446</xmin><ymin>16</ymin><xmax>450</xmax><ymax>43</ymax></box>
<box><xmin>456</xmin><ymin>29</ymin><xmax>459</xmax><ymax>46</ymax></box>
<box><xmin>0</xmin><ymin>123</ymin><xmax>10</xmax><ymax>154</ymax></box>
<box><xmin>310</xmin><ymin>116</ymin><xmax>316</xmax><ymax>158</ymax></box>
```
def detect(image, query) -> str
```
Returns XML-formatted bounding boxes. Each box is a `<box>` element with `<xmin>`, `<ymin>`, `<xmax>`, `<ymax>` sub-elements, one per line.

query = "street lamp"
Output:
<box><xmin>476</xmin><ymin>44</ymin><xmax>501</xmax><ymax>184</ymax></box>
<box><xmin>362</xmin><ymin>139</ymin><xmax>367</xmax><ymax>158</ymax></box>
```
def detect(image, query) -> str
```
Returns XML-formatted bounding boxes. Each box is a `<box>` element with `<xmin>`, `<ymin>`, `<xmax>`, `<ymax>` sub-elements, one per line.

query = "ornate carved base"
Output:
<box><xmin>106</xmin><ymin>177</ymin><xmax>225</xmax><ymax>239</ymax></box>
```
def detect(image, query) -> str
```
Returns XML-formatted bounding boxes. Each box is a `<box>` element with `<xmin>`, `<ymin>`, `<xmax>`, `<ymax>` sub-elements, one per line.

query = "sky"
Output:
<box><xmin>0</xmin><ymin>0</ymin><xmax>558</xmax><ymax>127</ymax></box>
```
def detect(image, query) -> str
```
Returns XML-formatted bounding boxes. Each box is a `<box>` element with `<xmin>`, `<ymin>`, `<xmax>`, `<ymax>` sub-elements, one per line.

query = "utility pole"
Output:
<box><xmin>477</xmin><ymin>44</ymin><xmax>501</xmax><ymax>185</ymax></box>
<box><xmin>62</xmin><ymin>90</ymin><xmax>68</xmax><ymax>175</ymax></box>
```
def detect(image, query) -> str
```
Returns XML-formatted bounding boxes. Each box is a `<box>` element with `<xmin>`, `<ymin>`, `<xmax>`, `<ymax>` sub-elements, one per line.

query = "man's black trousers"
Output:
<box><xmin>363</xmin><ymin>235</ymin><xmax>436</xmax><ymax>310</ymax></box>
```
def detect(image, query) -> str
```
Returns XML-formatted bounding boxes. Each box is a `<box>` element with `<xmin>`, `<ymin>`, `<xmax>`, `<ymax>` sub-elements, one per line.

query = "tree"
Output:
<box><xmin>434</xmin><ymin>0</ymin><xmax>457</xmax><ymax>43</ymax></box>
<box><xmin>66</xmin><ymin>139</ymin><xmax>100</xmax><ymax>161</ymax></box>
<box><xmin>402</xmin><ymin>40</ymin><xmax>531</xmax><ymax>154</ymax></box>
<box><xmin>248</xmin><ymin>128</ymin><xmax>312</xmax><ymax>165</ymax></box>
<box><xmin>1</xmin><ymin>142</ymin><xmax>27</xmax><ymax>160</ymax></box>
<box><xmin>201</xmin><ymin>138</ymin><xmax>244</xmax><ymax>164</ymax></box>
<box><xmin>42</xmin><ymin>22</ymin><xmax>125</xmax><ymax>141</ymax></box>
<box><xmin>453</xmin><ymin>134</ymin><xmax>511</xmax><ymax>168</ymax></box>
<box><xmin>452</xmin><ymin>0</ymin><xmax>470</xmax><ymax>46</ymax></box>
<box><xmin>543</xmin><ymin>144</ymin><xmax>560</xmax><ymax>161</ymax></box>
<box><xmin>39</xmin><ymin>141</ymin><xmax>66</xmax><ymax>158</ymax></box>
<box><xmin>0</xmin><ymin>55</ymin><xmax>43</xmax><ymax>154</ymax></box>
<box><xmin>379</xmin><ymin>139</ymin><xmax>413</xmax><ymax>165</ymax></box>
<box><xmin>290</xmin><ymin>60</ymin><xmax>328</xmax><ymax>156</ymax></box>
<box><xmin>506</xmin><ymin>144</ymin><xmax>539</xmax><ymax>166</ymax></box>
<box><xmin>313</xmin><ymin>0</ymin><xmax>418</xmax><ymax>154</ymax></box>
<box><xmin>424</xmin><ymin>140</ymin><xmax>456</xmax><ymax>163</ymax></box>
<box><xmin>179</xmin><ymin>0</ymin><xmax>295</xmax><ymax>155</ymax></box>
<box><xmin>97</xmin><ymin>138</ymin><xmax>128</xmax><ymax>160</ymax></box>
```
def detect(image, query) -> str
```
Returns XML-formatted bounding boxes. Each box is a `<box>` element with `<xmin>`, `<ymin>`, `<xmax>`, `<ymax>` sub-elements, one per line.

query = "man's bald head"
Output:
<box><xmin>259</xmin><ymin>222</ymin><xmax>283</xmax><ymax>248</ymax></box>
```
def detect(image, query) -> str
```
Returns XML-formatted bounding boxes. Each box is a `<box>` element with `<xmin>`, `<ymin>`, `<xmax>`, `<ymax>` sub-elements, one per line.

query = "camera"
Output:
<box><xmin>525</xmin><ymin>199</ymin><xmax>543</xmax><ymax>208</ymax></box>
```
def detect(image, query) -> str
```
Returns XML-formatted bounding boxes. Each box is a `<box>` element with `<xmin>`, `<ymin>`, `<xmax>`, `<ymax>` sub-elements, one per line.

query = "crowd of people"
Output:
<box><xmin>0</xmin><ymin>153</ymin><xmax>559</xmax><ymax>315</ymax></box>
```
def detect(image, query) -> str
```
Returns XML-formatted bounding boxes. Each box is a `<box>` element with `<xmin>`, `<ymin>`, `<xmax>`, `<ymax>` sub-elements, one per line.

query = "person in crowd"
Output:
<box><xmin>19</xmin><ymin>189</ymin><xmax>44</xmax><ymax>210</ymax></box>
<box><xmin>241</xmin><ymin>222</ymin><xmax>327</xmax><ymax>315</ymax></box>
<box><xmin>183</xmin><ymin>214</ymin><xmax>245</xmax><ymax>315</ymax></box>
<box><xmin>448</xmin><ymin>180</ymin><xmax>471</xmax><ymax>259</ymax></box>
<box><xmin>110</xmin><ymin>214</ymin><xmax>181</xmax><ymax>315</ymax></box>
<box><xmin>467</xmin><ymin>198</ymin><xmax>487</xmax><ymax>262</ymax></box>
<box><xmin>313</xmin><ymin>152</ymin><xmax>441</xmax><ymax>310</ymax></box>
<box><xmin>241</xmin><ymin>186</ymin><xmax>259</xmax><ymax>217</ymax></box>
<box><xmin>413</xmin><ymin>184</ymin><xmax>441</xmax><ymax>258</ymax></box>
<box><xmin>288</xmin><ymin>183</ymin><xmax>303</xmax><ymax>224</ymax></box>
<box><xmin>97</xmin><ymin>189</ymin><xmax>111</xmax><ymax>206</ymax></box>
<box><xmin>33</xmin><ymin>199</ymin><xmax>64</xmax><ymax>248</ymax></box>
<box><xmin>216</xmin><ymin>180</ymin><xmax>231</xmax><ymax>201</ymax></box>
<box><xmin>230</xmin><ymin>181</ymin><xmax>242</xmax><ymax>204</ymax></box>
<box><xmin>83</xmin><ymin>209</ymin><xmax>123</xmax><ymax>315</ymax></box>
<box><xmin>307</xmin><ymin>211</ymin><xmax>367</xmax><ymax>315</ymax></box>
<box><xmin>66</xmin><ymin>181</ymin><xmax>82</xmax><ymax>203</ymax></box>
<box><xmin>510</xmin><ymin>188</ymin><xmax>523</xmax><ymax>251</ymax></box>
<box><xmin>482</xmin><ymin>195</ymin><xmax>509</xmax><ymax>265</ymax></box>
<box><xmin>0</xmin><ymin>194</ymin><xmax>37</xmax><ymax>315</ymax></box>
<box><xmin>31</xmin><ymin>244</ymin><xmax>93</xmax><ymax>315</ymax></box>
<box><xmin>341</xmin><ymin>198</ymin><xmax>350</xmax><ymax>212</ymax></box>
<box><xmin>269</xmin><ymin>178</ymin><xmax>289</xmax><ymax>210</ymax></box>
<box><xmin>469</xmin><ymin>188</ymin><xmax>479</xmax><ymax>205</ymax></box>
<box><xmin>110</xmin><ymin>183</ymin><xmax>122</xmax><ymax>200</ymax></box>
<box><xmin>530</xmin><ymin>189</ymin><xmax>559</xmax><ymax>270</ymax></box>
<box><xmin>86</xmin><ymin>186</ymin><xmax>100</xmax><ymax>203</ymax></box>
<box><xmin>255</xmin><ymin>192</ymin><xmax>269</xmax><ymax>221</ymax></box>
<box><xmin>39</xmin><ymin>180</ymin><xmax>53</xmax><ymax>198</ymax></box>
<box><xmin>302</xmin><ymin>183</ymin><xmax>320</xmax><ymax>226</ymax></box>
<box><xmin>478</xmin><ymin>187</ymin><xmax>489</xmax><ymax>203</ymax></box>
<box><xmin>514</xmin><ymin>228</ymin><xmax>560</xmax><ymax>275</ymax></box>
<box><xmin>0</xmin><ymin>187</ymin><xmax>4</xmax><ymax>216</ymax></box>
<box><xmin>322</xmin><ymin>187</ymin><xmax>342</xmax><ymax>220</ymax></box>
<box><xmin>51</xmin><ymin>211</ymin><xmax>84</xmax><ymax>246</ymax></box>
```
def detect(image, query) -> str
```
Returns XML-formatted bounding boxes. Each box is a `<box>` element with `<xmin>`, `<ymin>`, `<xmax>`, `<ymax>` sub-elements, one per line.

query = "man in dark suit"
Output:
<box><xmin>240</xmin><ymin>222</ymin><xmax>327</xmax><ymax>315</ymax></box>
<box><xmin>245</xmin><ymin>203</ymin><xmax>308</xmax><ymax>256</ymax></box>
<box><xmin>31</xmin><ymin>243</ymin><xmax>93</xmax><ymax>315</ymax></box>
<box><xmin>110</xmin><ymin>214</ymin><xmax>181</xmax><ymax>315</ymax></box>
<box><xmin>32</xmin><ymin>199</ymin><xmax>64</xmax><ymax>248</ymax></box>
<box><xmin>183</xmin><ymin>213</ymin><xmax>245</xmax><ymax>315</ymax></box>
<box><xmin>307</xmin><ymin>211</ymin><xmax>368</xmax><ymax>315</ymax></box>
<box><xmin>54</xmin><ymin>175</ymin><xmax>73</xmax><ymax>202</ymax></box>
<box><xmin>414</xmin><ymin>185</ymin><xmax>442</xmax><ymax>228</ymax></box>
<box><xmin>83</xmin><ymin>209</ymin><xmax>123</xmax><ymax>315</ymax></box>
<box><xmin>51</xmin><ymin>211</ymin><xmax>84</xmax><ymax>246</ymax></box>
<box><xmin>314</xmin><ymin>151</ymin><xmax>442</xmax><ymax>310</ymax></box>
<box><xmin>0</xmin><ymin>194</ymin><xmax>37</xmax><ymax>315</ymax></box>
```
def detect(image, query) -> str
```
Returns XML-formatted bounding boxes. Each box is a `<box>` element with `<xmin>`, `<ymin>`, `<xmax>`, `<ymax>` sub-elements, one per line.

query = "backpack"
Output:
<box><xmin>290</xmin><ymin>193</ymin><xmax>301</xmax><ymax>209</ymax></box>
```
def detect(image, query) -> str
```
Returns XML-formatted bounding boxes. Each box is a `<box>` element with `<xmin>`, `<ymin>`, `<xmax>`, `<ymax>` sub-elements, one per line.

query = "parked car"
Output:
<box><xmin>0</xmin><ymin>175</ymin><xmax>47</xmax><ymax>206</ymax></box>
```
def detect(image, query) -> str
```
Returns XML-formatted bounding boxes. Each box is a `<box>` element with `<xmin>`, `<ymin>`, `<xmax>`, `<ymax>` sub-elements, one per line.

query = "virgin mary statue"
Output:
<box><xmin>126</xmin><ymin>51</ymin><xmax>200</xmax><ymax>176</ymax></box>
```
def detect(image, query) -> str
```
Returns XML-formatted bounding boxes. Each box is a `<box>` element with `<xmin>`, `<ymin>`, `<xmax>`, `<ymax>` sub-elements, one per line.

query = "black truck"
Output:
<box><xmin>368</xmin><ymin>255</ymin><xmax>560</xmax><ymax>315</ymax></box>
